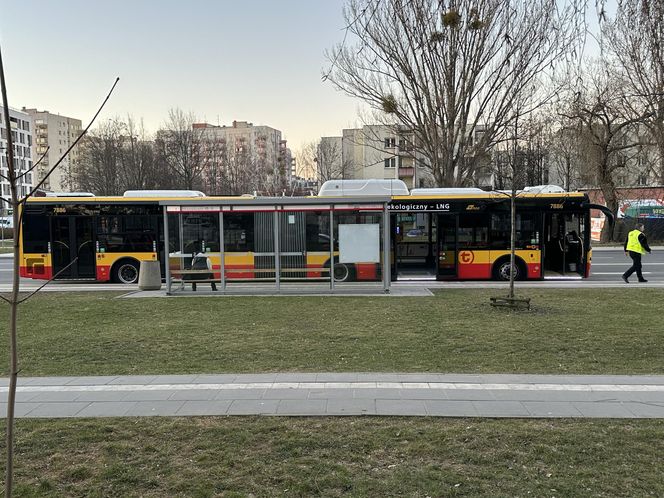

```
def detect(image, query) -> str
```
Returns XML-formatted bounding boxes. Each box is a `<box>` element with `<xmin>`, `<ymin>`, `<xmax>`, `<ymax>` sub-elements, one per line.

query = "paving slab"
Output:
<box><xmin>572</xmin><ymin>402</ymin><xmax>636</xmax><ymax>418</ymax></box>
<box><xmin>30</xmin><ymin>391</ymin><xmax>83</xmax><ymax>403</ymax></box>
<box><xmin>169</xmin><ymin>390</ymin><xmax>221</xmax><ymax>401</ymax></box>
<box><xmin>65</xmin><ymin>376</ymin><xmax>119</xmax><ymax>386</ymax></box>
<box><xmin>77</xmin><ymin>402</ymin><xmax>138</xmax><ymax>417</ymax></box>
<box><xmin>149</xmin><ymin>375</ymin><xmax>200</xmax><ymax>385</ymax></box>
<box><xmin>277</xmin><ymin>399</ymin><xmax>327</xmax><ymax>415</ymax></box>
<box><xmin>194</xmin><ymin>374</ymin><xmax>238</xmax><ymax>383</ymax></box>
<box><xmin>227</xmin><ymin>399</ymin><xmax>279</xmax><ymax>415</ymax></box>
<box><xmin>262</xmin><ymin>388</ymin><xmax>311</xmax><ymax>400</ymax></box>
<box><xmin>214</xmin><ymin>389</ymin><xmax>266</xmax><ymax>400</ymax></box>
<box><xmin>308</xmin><ymin>388</ymin><xmax>355</xmax><ymax>399</ymax></box>
<box><xmin>425</xmin><ymin>400</ymin><xmax>478</xmax><ymax>417</ymax></box>
<box><xmin>472</xmin><ymin>401</ymin><xmax>530</xmax><ymax>417</ymax></box>
<box><xmin>376</xmin><ymin>399</ymin><xmax>427</xmax><ymax>416</ymax></box>
<box><xmin>4</xmin><ymin>373</ymin><xmax>664</xmax><ymax>418</ymax></box>
<box><xmin>177</xmin><ymin>400</ymin><xmax>232</xmax><ymax>416</ymax></box>
<box><xmin>76</xmin><ymin>391</ymin><xmax>133</xmax><ymax>402</ymax></box>
<box><xmin>523</xmin><ymin>401</ymin><xmax>584</xmax><ymax>418</ymax></box>
<box><xmin>123</xmin><ymin>390</ymin><xmax>176</xmax><ymax>401</ymax></box>
<box><xmin>326</xmin><ymin>399</ymin><xmax>376</xmax><ymax>415</ymax></box>
<box><xmin>397</xmin><ymin>389</ymin><xmax>450</xmax><ymax>400</ymax></box>
<box><xmin>27</xmin><ymin>402</ymin><xmax>90</xmax><ymax>418</ymax></box>
<box><xmin>622</xmin><ymin>402</ymin><xmax>664</xmax><ymax>418</ymax></box>
<box><xmin>13</xmin><ymin>403</ymin><xmax>43</xmax><ymax>417</ymax></box>
<box><xmin>125</xmin><ymin>401</ymin><xmax>185</xmax><ymax>417</ymax></box>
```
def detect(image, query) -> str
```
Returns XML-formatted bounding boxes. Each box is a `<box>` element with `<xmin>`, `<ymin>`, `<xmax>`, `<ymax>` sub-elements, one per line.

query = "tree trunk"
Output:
<box><xmin>509</xmin><ymin>188</ymin><xmax>516</xmax><ymax>299</ymax></box>
<box><xmin>1</xmin><ymin>45</ymin><xmax>19</xmax><ymax>498</ymax></box>
<box><xmin>599</xmin><ymin>177</ymin><xmax>619</xmax><ymax>243</ymax></box>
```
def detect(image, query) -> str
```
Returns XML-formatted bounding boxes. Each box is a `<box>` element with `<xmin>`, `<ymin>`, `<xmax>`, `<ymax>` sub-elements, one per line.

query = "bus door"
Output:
<box><xmin>51</xmin><ymin>216</ymin><xmax>96</xmax><ymax>279</ymax></box>
<box><xmin>393</xmin><ymin>212</ymin><xmax>437</xmax><ymax>279</ymax></box>
<box><xmin>437</xmin><ymin>214</ymin><xmax>457</xmax><ymax>279</ymax></box>
<box><xmin>543</xmin><ymin>212</ymin><xmax>584</xmax><ymax>277</ymax></box>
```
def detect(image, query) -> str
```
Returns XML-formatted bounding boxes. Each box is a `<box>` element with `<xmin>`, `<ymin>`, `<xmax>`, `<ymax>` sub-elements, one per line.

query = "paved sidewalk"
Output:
<box><xmin>2</xmin><ymin>373</ymin><xmax>664</xmax><ymax>419</ymax></box>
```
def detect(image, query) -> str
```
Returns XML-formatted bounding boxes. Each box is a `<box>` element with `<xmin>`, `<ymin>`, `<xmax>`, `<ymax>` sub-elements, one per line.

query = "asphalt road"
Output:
<box><xmin>0</xmin><ymin>248</ymin><xmax>662</xmax><ymax>292</ymax></box>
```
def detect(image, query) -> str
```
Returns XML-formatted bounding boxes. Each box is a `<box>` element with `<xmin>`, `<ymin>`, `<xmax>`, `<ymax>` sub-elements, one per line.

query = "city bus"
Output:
<box><xmin>19</xmin><ymin>182</ymin><xmax>612</xmax><ymax>284</ymax></box>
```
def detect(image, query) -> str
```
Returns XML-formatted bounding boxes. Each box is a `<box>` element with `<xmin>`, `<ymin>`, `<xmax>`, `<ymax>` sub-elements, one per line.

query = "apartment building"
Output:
<box><xmin>0</xmin><ymin>106</ymin><xmax>33</xmax><ymax>213</ymax></box>
<box><xmin>319</xmin><ymin>125</ymin><xmax>431</xmax><ymax>189</ymax></box>
<box><xmin>194</xmin><ymin>120</ymin><xmax>292</xmax><ymax>192</ymax></box>
<box><xmin>22</xmin><ymin>108</ymin><xmax>82</xmax><ymax>192</ymax></box>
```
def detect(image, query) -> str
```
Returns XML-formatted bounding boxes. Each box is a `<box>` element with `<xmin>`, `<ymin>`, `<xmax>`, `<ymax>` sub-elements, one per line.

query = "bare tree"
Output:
<box><xmin>317</xmin><ymin>138</ymin><xmax>356</xmax><ymax>182</ymax></box>
<box><xmin>200</xmin><ymin>134</ymin><xmax>228</xmax><ymax>195</ymax></box>
<box><xmin>546</xmin><ymin>114</ymin><xmax>583</xmax><ymax>191</ymax></box>
<box><xmin>118</xmin><ymin>116</ymin><xmax>168</xmax><ymax>190</ymax></box>
<box><xmin>326</xmin><ymin>0</ymin><xmax>585</xmax><ymax>187</ymax></box>
<box><xmin>561</xmin><ymin>65</ymin><xmax>652</xmax><ymax>241</ymax></box>
<box><xmin>76</xmin><ymin>116</ymin><xmax>175</xmax><ymax>194</ymax></box>
<box><xmin>75</xmin><ymin>119</ymin><xmax>124</xmax><ymax>194</ymax></box>
<box><xmin>154</xmin><ymin>109</ymin><xmax>205</xmax><ymax>191</ymax></box>
<box><xmin>605</xmin><ymin>0</ymin><xmax>664</xmax><ymax>183</ymax></box>
<box><xmin>1</xmin><ymin>42</ymin><xmax>118</xmax><ymax>496</ymax></box>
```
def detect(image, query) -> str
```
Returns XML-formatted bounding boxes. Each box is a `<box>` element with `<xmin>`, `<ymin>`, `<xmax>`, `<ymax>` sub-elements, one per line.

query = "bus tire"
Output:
<box><xmin>111</xmin><ymin>258</ymin><xmax>140</xmax><ymax>284</ymax></box>
<box><xmin>333</xmin><ymin>263</ymin><xmax>355</xmax><ymax>282</ymax></box>
<box><xmin>492</xmin><ymin>257</ymin><xmax>527</xmax><ymax>281</ymax></box>
<box><xmin>324</xmin><ymin>260</ymin><xmax>355</xmax><ymax>282</ymax></box>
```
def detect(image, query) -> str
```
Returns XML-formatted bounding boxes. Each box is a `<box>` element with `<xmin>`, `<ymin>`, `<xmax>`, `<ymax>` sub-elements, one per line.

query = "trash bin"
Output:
<box><xmin>138</xmin><ymin>260</ymin><xmax>162</xmax><ymax>290</ymax></box>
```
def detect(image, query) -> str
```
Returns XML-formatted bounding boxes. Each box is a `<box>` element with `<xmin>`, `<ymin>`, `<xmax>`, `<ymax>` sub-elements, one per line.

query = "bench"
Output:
<box><xmin>171</xmin><ymin>267</ymin><xmax>333</xmax><ymax>287</ymax></box>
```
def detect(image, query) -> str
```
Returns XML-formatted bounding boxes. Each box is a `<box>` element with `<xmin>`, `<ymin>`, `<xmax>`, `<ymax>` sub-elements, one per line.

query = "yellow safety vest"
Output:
<box><xmin>626</xmin><ymin>229</ymin><xmax>646</xmax><ymax>254</ymax></box>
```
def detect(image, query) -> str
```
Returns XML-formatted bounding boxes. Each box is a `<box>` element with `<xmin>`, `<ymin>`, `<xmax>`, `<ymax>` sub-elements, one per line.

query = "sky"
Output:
<box><xmin>0</xmin><ymin>0</ymin><xmax>363</xmax><ymax>152</ymax></box>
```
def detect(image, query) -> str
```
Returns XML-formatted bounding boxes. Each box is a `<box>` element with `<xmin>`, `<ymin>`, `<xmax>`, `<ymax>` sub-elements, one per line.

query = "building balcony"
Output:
<box><xmin>398</xmin><ymin>167</ymin><xmax>415</xmax><ymax>177</ymax></box>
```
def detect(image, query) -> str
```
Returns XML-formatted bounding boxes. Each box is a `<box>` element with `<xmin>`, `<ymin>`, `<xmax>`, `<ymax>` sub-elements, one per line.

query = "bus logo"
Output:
<box><xmin>459</xmin><ymin>250</ymin><xmax>474</xmax><ymax>264</ymax></box>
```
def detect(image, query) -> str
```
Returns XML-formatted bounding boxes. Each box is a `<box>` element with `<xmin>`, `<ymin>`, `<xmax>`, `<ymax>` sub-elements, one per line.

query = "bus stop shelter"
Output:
<box><xmin>159</xmin><ymin>196</ymin><xmax>392</xmax><ymax>294</ymax></box>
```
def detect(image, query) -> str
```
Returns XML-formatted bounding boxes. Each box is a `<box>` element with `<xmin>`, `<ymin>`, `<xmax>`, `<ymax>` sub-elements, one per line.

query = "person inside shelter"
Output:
<box><xmin>184</xmin><ymin>240</ymin><xmax>217</xmax><ymax>291</ymax></box>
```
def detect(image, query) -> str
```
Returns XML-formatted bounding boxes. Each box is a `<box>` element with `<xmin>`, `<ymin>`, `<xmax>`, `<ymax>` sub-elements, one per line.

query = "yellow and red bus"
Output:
<box><xmin>388</xmin><ymin>186</ymin><xmax>611</xmax><ymax>281</ymax></box>
<box><xmin>19</xmin><ymin>184</ymin><xmax>611</xmax><ymax>284</ymax></box>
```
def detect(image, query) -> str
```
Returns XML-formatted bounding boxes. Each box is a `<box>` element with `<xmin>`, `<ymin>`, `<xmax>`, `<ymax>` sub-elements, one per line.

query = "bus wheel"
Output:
<box><xmin>493</xmin><ymin>258</ymin><xmax>526</xmax><ymax>281</ymax></box>
<box><xmin>112</xmin><ymin>259</ymin><xmax>140</xmax><ymax>284</ymax></box>
<box><xmin>333</xmin><ymin>263</ymin><xmax>353</xmax><ymax>282</ymax></box>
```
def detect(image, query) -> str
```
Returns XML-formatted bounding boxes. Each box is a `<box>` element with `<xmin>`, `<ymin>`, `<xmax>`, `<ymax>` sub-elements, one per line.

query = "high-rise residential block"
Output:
<box><xmin>0</xmin><ymin>106</ymin><xmax>33</xmax><ymax>213</ymax></box>
<box><xmin>194</xmin><ymin>120</ymin><xmax>292</xmax><ymax>193</ymax></box>
<box><xmin>23</xmin><ymin>108</ymin><xmax>82</xmax><ymax>192</ymax></box>
<box><xmin>319</xmin><ymin>125</ymin><xmax>430</xmax><ymax>189</ymax></box>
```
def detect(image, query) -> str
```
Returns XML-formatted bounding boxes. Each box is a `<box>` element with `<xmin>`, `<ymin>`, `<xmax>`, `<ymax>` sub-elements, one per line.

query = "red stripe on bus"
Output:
<box><xmin>458</xmin><ymin>263</ymin><xmax>491</xmax><ymax>279</ymax></box>
<box><xmin>355</xmin><ymin>263</ymin><xmax>378</xmax><ymax>280</ymax></box>
<box><xmin>527</xmin><ymin>263</ymin><xmax>541</xmax><ymax>279</ymax></box>
<box><xmin>96</xmin><ymin>265</ymin><xmax>112</xmax><ymax>282</ymax></box>
<box><xmin>20</xmin><ymin>264</ymin><xmax>52</xmax><ymax>280</ymax></box>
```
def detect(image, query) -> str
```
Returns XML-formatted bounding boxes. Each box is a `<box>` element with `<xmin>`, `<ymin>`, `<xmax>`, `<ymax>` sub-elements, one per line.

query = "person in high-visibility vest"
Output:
<box><xmin>622</xmin><ymin>223</ymin><xmax>651</xmax><ymax>283</ymax></box>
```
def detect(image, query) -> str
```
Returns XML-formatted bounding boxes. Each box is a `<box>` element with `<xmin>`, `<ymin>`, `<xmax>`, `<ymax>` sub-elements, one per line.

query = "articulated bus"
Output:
<box><xmin>19</xmin><ymin>181</ymin><xmax>612</xmax><ymax>284</ymax></box>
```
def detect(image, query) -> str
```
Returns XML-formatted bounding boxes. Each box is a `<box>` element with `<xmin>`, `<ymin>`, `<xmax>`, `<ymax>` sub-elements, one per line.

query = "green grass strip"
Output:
<box><xmin>3</xmin><ymin>417</ymin><xmax>664</xmax><ymax>497</ymax></box>
<box><xmin>0</xmin><ymin>289</ymin><xmax>661</xmax><ymax>376</ymax></box>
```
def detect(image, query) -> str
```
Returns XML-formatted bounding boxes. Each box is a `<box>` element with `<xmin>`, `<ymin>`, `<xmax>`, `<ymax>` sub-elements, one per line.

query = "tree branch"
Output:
<box><xmin>23</xmin><ymin>77</ymin><xmax>120</xmax><ymax>200</ymax></box>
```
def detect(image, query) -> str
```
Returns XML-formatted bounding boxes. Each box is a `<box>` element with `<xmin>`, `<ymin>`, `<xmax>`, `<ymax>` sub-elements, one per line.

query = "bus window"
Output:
<box><xmin>97</xmin><ymin>215</ymin><xmax>157</xmax><ymax>252</ymax></box>
<box><xmin>490</xmin><ymin>212</ymin><xmax>539</xmax><ymax>249</ymax></box>
<box><xmin>305</xmin><ymin>212</ymin><xmax>331</xmax><ymax>251</ymax></box>
<box><xmin>458</xmin><ymin>214</ymin><xmax>489</xmax><ymax>249</ymax></box>
<box><xmin>23</xmin><ymin>213</ymin><xmax>50</xmax><ymax>253</ymax></box>
<box><xmin>182</xmin><ymin>213</ymin><xmax>219</xmax><ymax>253</ymax></box>
<box><xmin>224</xmin><ymin>213</ymin><xmax>254</xmax><ymax>252</ymax></box>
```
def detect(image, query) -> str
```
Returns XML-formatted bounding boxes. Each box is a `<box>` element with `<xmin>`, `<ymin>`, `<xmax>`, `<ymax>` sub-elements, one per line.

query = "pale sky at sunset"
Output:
<box><xmin>0</xmin><ymin>0</ymin><xmax>363</xmax><ymax>151</ymax></box>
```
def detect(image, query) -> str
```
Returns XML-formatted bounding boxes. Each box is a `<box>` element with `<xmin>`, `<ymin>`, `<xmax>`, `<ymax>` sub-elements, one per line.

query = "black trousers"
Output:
<box><xmin>623</xmin><ymin>252</ymin><xmax>644</xmax><ymax>281</ymax></box>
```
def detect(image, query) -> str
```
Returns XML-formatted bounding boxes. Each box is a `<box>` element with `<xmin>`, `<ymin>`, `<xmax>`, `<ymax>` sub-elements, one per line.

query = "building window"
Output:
<box><xmin>384</xmin><ymin>157</ymin><xmax>396</xmax><ymax>168</ymax></box>
<box><xmin>384</xmin><ymin>137</ymin><xmax>396</xmax><ymax>148</ymax></box>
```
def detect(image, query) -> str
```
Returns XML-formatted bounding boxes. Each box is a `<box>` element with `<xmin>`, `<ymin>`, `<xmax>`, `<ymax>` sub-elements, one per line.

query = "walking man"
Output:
<box><xmin>622</xmin><ymin>223</ymin><xmax>651</xmax><ymax>283</ymax></box>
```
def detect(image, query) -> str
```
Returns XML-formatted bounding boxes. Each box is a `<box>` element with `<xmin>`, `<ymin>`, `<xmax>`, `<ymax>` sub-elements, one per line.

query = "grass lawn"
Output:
<box><xmin>1</xmin><ymin>290</ymin><xmax>663</xmax><ymax>496</ymax></box>
<box><xmin>0</xmin><ymin>288</ymin><xmax>662</xmax><ymax>376</ymax></box>
<box><xmin>1</xmin><ymin>417</ymin><xmax>662</xmax><ymax>497</ymax></box>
